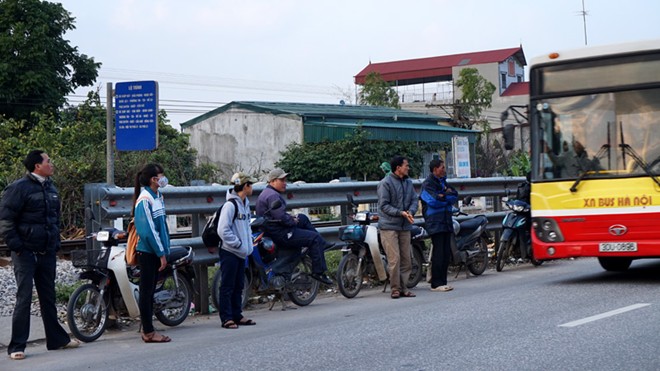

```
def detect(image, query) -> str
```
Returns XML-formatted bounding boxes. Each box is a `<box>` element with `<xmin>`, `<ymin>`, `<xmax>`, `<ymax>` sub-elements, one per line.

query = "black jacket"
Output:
<box><xmin>0</xmin><ymin>174</ymin><xmax>61</xmax><ymax>253</ymax></box>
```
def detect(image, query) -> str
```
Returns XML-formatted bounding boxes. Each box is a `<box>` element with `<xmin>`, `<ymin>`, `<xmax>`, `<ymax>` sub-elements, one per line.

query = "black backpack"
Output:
<box><xmin>202</xmin><ymin>199</ymin><xmax>239</xmax><ymax>249</ymax></box>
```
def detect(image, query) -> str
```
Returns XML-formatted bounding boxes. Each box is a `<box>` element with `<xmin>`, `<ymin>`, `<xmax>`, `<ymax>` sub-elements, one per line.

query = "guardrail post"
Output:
<box><xmin>191</xmin><ymin>212</ymin><xmax>210</xmax><ymax>314</ymax></box>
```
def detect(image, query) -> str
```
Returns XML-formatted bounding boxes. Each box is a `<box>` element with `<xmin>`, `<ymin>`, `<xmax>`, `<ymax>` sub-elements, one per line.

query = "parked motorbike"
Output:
<box><xmin>67</xmin><ymin>228</ymin><xmax>195</xmax><ymax>342</ymax></box>
<box><xmin>211</xmin><ymin>200</ymin><xmax>320</xmax><ymax>311</ymax></box>
<box><xmin>335</xmin><ymin>195</ymin><xmax>424</xmax><ymax>299</ymax></box>
<box><xmin>495</xmin><ymin>198</ymin><xmax>542</xmax><ymax>272</ymax></box>
<box><xmin>444</xmin><ymin>197</ymin><xmax>490</xmax><ymax>277</ymax></box>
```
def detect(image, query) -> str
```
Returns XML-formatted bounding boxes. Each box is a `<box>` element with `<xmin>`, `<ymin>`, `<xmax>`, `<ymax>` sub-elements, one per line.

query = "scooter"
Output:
<box><xmin>434</xmin><ymin>197</ymin><xmax>490</xmax><ymax>278</ymax></box>
<box><xmin>67</xmin><ymin>228</ymin><xmax>195</xmax><ymax>342</ymax></box>
<box><xmin>495</xmin><ymin>194</ymin><xmax>542</xmax><ymax>272</ymax></box>
<box><xmin>211</xmin><ymin>200</ymin><xmax>320</xmax><ymax>311</ymax></box>
<box><xmin>335</xmin><ymin>195</ymin><xmax>424</xmax><ymax>299</ymax></box>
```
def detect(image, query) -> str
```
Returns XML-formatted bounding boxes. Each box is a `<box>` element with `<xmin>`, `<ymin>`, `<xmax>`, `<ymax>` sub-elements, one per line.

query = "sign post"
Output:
<box><xmin>452</xmin><ymin>136</ymin><xmax>471</xmax><ymax>178</ymax></box>
<box><xmin>115</xmin><ymin>81</ymin><xmax>159</xmax><ymax>151</ymax></box>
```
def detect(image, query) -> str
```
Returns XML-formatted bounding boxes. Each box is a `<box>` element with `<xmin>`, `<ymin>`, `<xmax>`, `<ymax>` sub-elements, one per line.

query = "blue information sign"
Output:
<box><xmin>115</xmin><ymin>81</ymin><xmax>158</xmax><ymax>151</ymax></box>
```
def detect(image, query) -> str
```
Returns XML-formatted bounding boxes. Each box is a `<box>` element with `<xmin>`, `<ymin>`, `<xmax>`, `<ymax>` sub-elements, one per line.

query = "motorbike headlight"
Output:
<box><xmin>512</xmin><ymin>204</ymin><xmax>525</xmax><ymax>213</ymax></box>
<box><xmin>96</xmin><ymin>231</ymin><xmax>110</xmax><ymax>242</ymax></box>
<box><xmin>354</xmin><ymin>212</ymin><xmax>368</xmax><ymax>222</ymax></box>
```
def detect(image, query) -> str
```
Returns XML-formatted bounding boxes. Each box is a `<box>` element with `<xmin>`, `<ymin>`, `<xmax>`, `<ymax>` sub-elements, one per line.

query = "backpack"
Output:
<box><xmin>125</xmin><ymin>193</ymin><xmax>152</xmax><ymax>266</ymax></box>
<box><xmin>125</xmin><ymin>218</ymin><xmax>139</xmax><ymax>266</ymax></box>
<box><xmin>202</xmin><ymin>199</ymin><xmax>239</xmax><ymax>253</ymax></box>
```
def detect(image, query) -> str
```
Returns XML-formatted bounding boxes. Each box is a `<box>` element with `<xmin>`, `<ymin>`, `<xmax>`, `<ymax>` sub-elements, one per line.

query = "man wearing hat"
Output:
<box><xmin>217</xmin><ymin>172</ymin><xmax>257</xmax><ymax>329</ymax></box>
<box><xmin>255</xmin><ymin>169</ymin><xmax>333</xmax><ymax>285</ymax></box>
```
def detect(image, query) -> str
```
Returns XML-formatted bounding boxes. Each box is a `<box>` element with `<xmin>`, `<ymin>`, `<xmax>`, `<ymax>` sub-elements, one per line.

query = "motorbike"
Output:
<box><xmin>430</xmin><ymin>197</ymin><xmax>490</xmax><ymax>278</ymax></box>
<box><xmin>335</xmin><ymin>195</ymin><xmax>425</xmax><ymax>299</ymax></box>
<box><xmin>211</xmin><ymin>200</ymin><xmax>320</xmax><ymax>311</ymax></box>
<box><xmin>495</xmin><ymin>197</ymin><xmax>543</xmax><ymax>272</ymax></box>
<box><xmin>67</xmin><ymin>228</ymin><xmax>195</xmax><ymax>342</ymax></box>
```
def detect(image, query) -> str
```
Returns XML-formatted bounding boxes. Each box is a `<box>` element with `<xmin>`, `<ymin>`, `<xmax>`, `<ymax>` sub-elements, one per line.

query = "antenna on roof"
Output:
<box><xmin>577</xmin><ymin>0</ymin><xmax>589</xmax><ymax>45</ymax></box>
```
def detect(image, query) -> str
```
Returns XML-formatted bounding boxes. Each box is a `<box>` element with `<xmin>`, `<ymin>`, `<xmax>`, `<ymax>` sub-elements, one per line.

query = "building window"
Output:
<box><xmin>501</xmin><ymin>73</ymin><xmax>507</xmax><ymax>89</ymax></box>
<box><xmin>517</xmin><ymin>75</ymin><xmax>523</xmax><ymax>82</ymax></box>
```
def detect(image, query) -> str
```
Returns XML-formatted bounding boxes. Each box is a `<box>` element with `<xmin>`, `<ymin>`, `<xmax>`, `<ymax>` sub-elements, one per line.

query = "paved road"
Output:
<box><xmin>4</xmin><ymin>258</ymin><xmax>660</xmax><ymax>370</ymax></box>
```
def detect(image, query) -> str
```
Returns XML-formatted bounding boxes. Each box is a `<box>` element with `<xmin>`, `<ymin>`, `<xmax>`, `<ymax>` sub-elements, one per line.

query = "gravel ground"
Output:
<box><xmin>0</xmin><ymin>258</ymin><xmax>81</xmax><ymax>318</ymax></box>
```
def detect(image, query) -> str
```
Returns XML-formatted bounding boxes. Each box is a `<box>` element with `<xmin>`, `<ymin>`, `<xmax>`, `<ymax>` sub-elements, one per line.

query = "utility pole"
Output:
<box><xmin>579</xmin><ymin>0</ymin><xmax>589</xmax><ymax>45</ymax></box>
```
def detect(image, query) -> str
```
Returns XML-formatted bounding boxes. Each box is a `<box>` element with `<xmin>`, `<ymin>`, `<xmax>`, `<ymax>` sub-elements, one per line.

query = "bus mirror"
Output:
<box><xmin>503</xmin><ymin>124</ymin><xmax>515</xmax><ymax>150</ymax></box>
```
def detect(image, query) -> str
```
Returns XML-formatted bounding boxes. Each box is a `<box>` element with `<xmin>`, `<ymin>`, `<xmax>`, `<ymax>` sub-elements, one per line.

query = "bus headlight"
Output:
<box><xmin>532</xmin><ymin>218</ymin><xmax>565</xmax><ymax>243</ymax></box>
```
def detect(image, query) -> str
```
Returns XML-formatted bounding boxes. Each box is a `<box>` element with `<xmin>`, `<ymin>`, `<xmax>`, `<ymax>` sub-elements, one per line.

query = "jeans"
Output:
<box><xmin>137</xmin><ymin>251</ymin><xmax>160</xmax><ymax>334</ymax></box>
<box><xmin>9</xmin><ymin>250</ymin><xmax>70</xmax><ymax>353</ymax></box>
<box><xmin>218</xmin><ymin>249</ymin><xmax>246</xmax><ymax>323</ymax></box>
<box><xmin>269</xmin><ymin>214</ymin><xmax>327</xmax><ymax>274</ymax></box>
<box><xmin>380</xmin><ymin>230</ymin><xmax>411</xmax><ymax>292</ymax></box>
<box><xmin>430</xmin><ymin>232</ymin><xmax>452</xmax><ymax>288</ymax></box>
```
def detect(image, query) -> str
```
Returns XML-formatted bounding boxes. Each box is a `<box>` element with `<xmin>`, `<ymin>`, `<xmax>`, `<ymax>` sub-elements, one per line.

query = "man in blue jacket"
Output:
<box><xmin>420</xmin><ymin>159</ymin><xmax>458</xmax><ymax>292</ymax></box>
<box><xmin>255</xmin><ymin>169</ymin><xmax>333</xmax><ymax>285</ymax></box>
<box><xmin>0</xmin><ymin>150</ymin><xmax>79</xmax><ymax>360</ymax></box>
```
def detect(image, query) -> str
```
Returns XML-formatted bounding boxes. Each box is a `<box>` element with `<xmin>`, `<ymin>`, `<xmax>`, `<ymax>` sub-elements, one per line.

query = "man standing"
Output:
<box><xmin>420</xmin><ymin>159</ymin><xmax>458</xmax><ymax>292</ymax></box>
<box><xmin>377</xmin><ymin>156</ymin><xmax>418</xmax><ymax>299</ymax></box>
<box><xmin>0</xmin><ymin>150</ymin><xmax>79</xmax><ymax>360</ymax></box>
<box><xmin>255</xmin><ymin>169</ymin><xmax>333</xmax><ymax>285</ymax></box>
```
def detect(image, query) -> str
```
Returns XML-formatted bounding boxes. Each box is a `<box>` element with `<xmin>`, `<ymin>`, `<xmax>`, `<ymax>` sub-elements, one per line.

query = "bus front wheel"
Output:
<box><xmin>598</xmin><ymin>257</ymin><xmax>632</xmax><ymax>272</ymax></box>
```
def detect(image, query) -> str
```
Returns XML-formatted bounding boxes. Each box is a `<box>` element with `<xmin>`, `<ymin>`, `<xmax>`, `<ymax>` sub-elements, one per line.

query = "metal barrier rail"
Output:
<box><xmin>82</xmin><ymin>176</ymin><xmax>524</xmax><ymax>314</ymax></box>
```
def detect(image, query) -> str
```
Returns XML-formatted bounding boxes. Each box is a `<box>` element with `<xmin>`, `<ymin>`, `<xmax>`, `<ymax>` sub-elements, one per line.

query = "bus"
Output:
<box><xmin>504</xmin><ymin>39</ymin><xmax>660</xmax><ymax>271</ymax></box>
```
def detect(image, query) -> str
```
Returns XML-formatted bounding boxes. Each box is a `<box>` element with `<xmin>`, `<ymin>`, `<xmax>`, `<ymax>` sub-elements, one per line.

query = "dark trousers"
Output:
<box><xmin>9</xmin><ymin>250</ymin><xmax>70</xmax><ymax>353</ymax></box>
<box><xmin>430</xmin><ymin>232</ymin><xmax>452</xmax><ymax>288</ymax></box>
<box><xmin>218</xmin><ymin>249</ymin><xmax>246</xmax><ymax>323</ymax></box>
<box><xmin>272</xmin><ymin>214</ymin><xmax>327</xmax><ymax>274</ymax></box>
<box><xmin>137</xmin><ymin>251</ymin><xmax>160</xmax><ymax>334</ymax></box>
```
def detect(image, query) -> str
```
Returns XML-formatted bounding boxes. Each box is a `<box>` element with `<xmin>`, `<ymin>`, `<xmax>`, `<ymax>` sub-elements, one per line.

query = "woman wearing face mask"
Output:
<box><xmin>132</xmin><ymin>163</ymin><xmax>172</xmax><ymax>343</ymax></box>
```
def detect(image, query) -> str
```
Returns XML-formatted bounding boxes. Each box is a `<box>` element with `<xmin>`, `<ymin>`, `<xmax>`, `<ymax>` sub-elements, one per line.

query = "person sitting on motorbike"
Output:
<box><xmin>255</xmin><ymin>169</ymin><xmax>334</xmax><ymax>285</ymax></box>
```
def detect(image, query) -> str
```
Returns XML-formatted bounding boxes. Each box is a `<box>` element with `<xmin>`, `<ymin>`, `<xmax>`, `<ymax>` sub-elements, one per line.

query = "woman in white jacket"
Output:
<box><xmin>217</xmin><ymin>172</ymin><xmax>257</xmax><ymax>329</ymax></box>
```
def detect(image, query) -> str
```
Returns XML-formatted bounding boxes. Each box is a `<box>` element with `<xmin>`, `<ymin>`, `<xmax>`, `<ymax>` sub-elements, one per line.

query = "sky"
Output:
<box><xmin>58</xmin><ymin>0</ymin><xmax>660</xmax><ymax>129</ymax></box>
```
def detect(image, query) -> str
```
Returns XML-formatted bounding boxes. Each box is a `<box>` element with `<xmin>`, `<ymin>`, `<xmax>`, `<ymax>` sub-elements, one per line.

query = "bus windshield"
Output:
<box><xmin>532</xmin><ymin>88</ymin><xmax>660</xmax><ymax>181</ymax></box>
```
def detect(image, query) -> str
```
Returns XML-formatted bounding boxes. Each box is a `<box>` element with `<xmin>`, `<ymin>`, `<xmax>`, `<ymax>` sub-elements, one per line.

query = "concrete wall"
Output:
<box><xmin>183</xmin><ymin>108</ymin><xmax>304</xmax><ymax>180</ymax></box>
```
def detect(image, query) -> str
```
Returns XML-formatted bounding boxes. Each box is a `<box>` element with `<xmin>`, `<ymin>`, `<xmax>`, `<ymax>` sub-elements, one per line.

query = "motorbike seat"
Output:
<box><xmin>457</xmin><ymin>216</ymin><xmax>487</xmax><ymax>235</ymax></box>
<box><xmin>167</xmin><ymin>246</ymin><xmax>190</xmax><ymax>263</ymax></box>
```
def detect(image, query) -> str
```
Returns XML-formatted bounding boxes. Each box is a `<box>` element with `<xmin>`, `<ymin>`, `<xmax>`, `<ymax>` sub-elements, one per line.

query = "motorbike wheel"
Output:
<box><xmin>211</xmin><ymin>267</ymin><xmax>250</xmax><ymax>311</ymax></box>
<box><xmin>337</xmin><ymin>252</ymin><xmax>363</xmax><ymax>298</ymax></box>
<box><xmin>530</xmin><ymin>255</ymin><xmax>544</xmax><ymax>266</ymax></box>
<box><xmin>406</xmin><ymin>244</ymin><xmax>424</xmax><ymax>289</ymax></box>
<box><xmin>155</xmin><ymin>274</ymin><xmax>192</xmax><ymax>327</ymax></box>
<box><xmin>496</xmin><ymin>240</ymin><xmax>513</xmax><ymax>272</ymax></box>
<box><xmin>67</xmin><ymin>283</ymin><xmax>108</xmax><ymax>343</ymax></box>
<box><xmin>287</xmin><ymin>256</ymin><xmax>319</xmax><ymax>306</ymax></box>
<box><xmin>467</xmin><ymin>236</ymin><xmax>489</xmax><ymax>276</ymax></box>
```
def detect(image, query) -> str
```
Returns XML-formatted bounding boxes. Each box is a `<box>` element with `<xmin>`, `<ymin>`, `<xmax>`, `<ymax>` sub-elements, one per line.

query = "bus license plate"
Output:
<box><xmin>599</xmin><ymin>242</ymin><xmax>637</xmax><ymax>252</ymax></box>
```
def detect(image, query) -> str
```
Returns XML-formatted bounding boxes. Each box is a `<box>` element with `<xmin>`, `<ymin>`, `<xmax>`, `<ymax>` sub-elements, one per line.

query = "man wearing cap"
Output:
<box><xmin>255</xmin><ymin>169</ymin><xmax>333</xmax><ymax>285</ymax></box>
<box><xmin>217</xmin><ymin>172</ymin><xmax>257</xmax><ymax>329</ymax></box>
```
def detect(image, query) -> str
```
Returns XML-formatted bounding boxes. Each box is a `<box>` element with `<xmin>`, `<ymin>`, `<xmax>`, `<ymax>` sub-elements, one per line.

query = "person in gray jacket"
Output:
<box><xmin>377</xmin><ymin>156</ymin><xmax>418</xmax><ymax>299</ymax></box>
<box><xmin>217</xmin><ymin>172</ymin><xmax>257</xmax><ymax>329</ymax></box>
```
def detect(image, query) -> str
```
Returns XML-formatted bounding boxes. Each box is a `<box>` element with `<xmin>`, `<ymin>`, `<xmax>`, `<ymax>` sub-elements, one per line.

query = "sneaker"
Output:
<box><xmin>60</xmin><ymin>340</ymin><xmax>80</xmax><ymax>349</ymax></box>
<box><xmin>311</xmin><ymin>273</ymin><xmax>333</xmax><ymax>285</ymax></box>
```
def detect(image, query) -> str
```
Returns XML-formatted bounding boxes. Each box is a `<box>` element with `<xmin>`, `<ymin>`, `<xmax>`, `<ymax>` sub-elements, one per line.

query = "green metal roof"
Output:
<box><xmin>304</xmin><ymin>119</ymin><xmax>477</xmax><ymax>143</ymax></box>
<box><xmin>180</xmin><ymin>101</ymin><xmax>450</xmax><ymax>128</ymax></box>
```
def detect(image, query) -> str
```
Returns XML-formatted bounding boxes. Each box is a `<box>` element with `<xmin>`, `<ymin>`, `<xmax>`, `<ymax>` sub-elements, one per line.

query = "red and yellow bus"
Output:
<box><xmin>522</xmin><ymin>39</ymin><xmax>660</xmax><ymax>271</ymax></box>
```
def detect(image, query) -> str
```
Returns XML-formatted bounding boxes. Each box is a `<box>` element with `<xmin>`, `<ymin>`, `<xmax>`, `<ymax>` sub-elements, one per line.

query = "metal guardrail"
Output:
<box><xmin>81</xmin><ymin>177</ymin><xmax>525</xmax><ymax>314</ymax></box>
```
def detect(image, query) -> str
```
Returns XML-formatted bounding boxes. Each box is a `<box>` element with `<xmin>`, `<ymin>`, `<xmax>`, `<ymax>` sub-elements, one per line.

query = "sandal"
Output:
<box><xmin>431</xmin><ymin>285</ymin><xmax>453</xmax><ymax>292</ymax></box>
<box><xmin>221</xmin><ymin>320</ymin><xmax>238</xmax><ymax>329</ymax></box>
<box><xmin>236</xmin><ymin>318</ymin><xmax>256</xmax><ymax>326</ymax></box>
<box><xmin>9</xmin><ymin>351</ymin><xmax>25</xmax><ymax>360</ymax></box>
<box><xmin>401</xmin><ymin>291</ymin><xmax>416</xmax><ymax>298</ymax></box>
<box><xmin>141</xmin><ymin>332</ymin><xmax>172</xmax><ymax>343</ymax></box>
<box><xmin>390</xmin><ymin>290</ymin><xmax>400</xmax><ymax>299</ymax></box>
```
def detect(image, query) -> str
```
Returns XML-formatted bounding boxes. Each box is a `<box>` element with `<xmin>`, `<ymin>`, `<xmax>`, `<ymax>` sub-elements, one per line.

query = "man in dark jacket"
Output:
<box><xmin>420</xmin><ymin>159</ymin><xmax>458</xmax><ymax>292</ymax></box>
<box><xmin>255</xmin><ymin>169</ymin><xmax>333</xmax><ymax>285</ymax></box>
<box><xmin>377</xmin><ymin>156</ymin><xmax>418</xmax><ymax>299</ymax></box>
<box><xmin>0</xmin><ymin>150</ymin><xmax>79</xmax><ymax>360</ymax></box>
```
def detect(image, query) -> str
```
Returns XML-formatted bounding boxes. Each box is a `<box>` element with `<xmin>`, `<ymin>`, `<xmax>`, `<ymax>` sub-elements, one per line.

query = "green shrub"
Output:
<box><xmin>55</xmin><ymin>282</ymin><xmax>83</xmax><ymax>304</ymax></box>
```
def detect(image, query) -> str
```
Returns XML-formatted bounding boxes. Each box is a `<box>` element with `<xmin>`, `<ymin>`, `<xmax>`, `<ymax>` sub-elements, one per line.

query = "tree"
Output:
<box><xmin>455</xmin><ymin>68</ymin><xmax>496</xmax><ymax>130</ymax></box>
<box><xmin>0</xmin><ymin>0</ymin><xmax>100</xmax><ymax>123</ymax></box>
<box><xmin>358</xmin><ymin>72</ymin><xmax>400</xmax><ymax>108</ymax></box>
